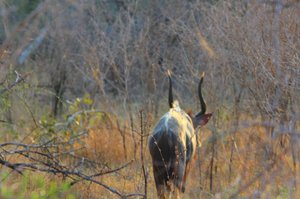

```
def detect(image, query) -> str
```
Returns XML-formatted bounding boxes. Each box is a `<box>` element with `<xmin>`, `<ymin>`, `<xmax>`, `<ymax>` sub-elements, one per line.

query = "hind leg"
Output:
<box><xmin>153</xmin><ymin>164</ymin><xmax>170</xmax><ymax>198</ymax></box>
<box><xmin>173</xmin><ymin>145</ymin><xmax>186</xmax><ymax>197</ymax></box>
<box><xmin>173</xmin><ymin>162</ymin><xmax>185</xmax><ymax>199</ymax></box>
<box><xmin>181</xmin><ymin>160</ymin><xmax>191</xmax><ymax>193</ymax></box>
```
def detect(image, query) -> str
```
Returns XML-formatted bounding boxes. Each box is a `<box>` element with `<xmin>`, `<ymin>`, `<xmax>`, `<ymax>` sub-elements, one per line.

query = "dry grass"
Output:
<box><xmin>72</xmin><ymin>114</ymin><xmax>299</xmax><ymax>198</ymax></box>
<box><xmin>0</xmin><ymin>111</ymin><xmax>299</xmax><ymax>198</ymax></box>
<box><xmin>81</xmin><ymin>128</ymin><xmax>130</xmax><ymax>164</ymax></box>
<box><xmin>0</xmin><ymin>0</ymin><xmax>299</xmax><ymax>198</ymax></box>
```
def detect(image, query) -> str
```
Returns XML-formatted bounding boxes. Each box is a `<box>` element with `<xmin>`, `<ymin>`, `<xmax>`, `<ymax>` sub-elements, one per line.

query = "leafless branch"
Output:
<box><xmin>0</xmin><ymin>137</ymin><xmax>142</xmax><ymax>198</ymax></box>
<box><xmin>0</xmin><ymin>71</ymin><xmax>28</xmax><ymax>95</ymax></box>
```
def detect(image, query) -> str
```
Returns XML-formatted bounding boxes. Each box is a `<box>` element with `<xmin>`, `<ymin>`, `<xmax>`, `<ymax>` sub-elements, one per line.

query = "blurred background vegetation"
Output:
<box><xmin>0</xmin><ymin>0</ymin><xmax>299</xmax><ymax>198</ymax></box>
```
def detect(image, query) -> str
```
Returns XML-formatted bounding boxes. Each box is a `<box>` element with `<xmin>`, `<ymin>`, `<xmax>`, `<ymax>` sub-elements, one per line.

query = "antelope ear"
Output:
<box><xmin>187</xmin><ymin>110</ymin><xmax>193</xmax><ymax>118</ymax></box>
<box><xmin>195</xmin><ymin>113</ymin><xmax>212</xmax><ymax>127</ymax></box>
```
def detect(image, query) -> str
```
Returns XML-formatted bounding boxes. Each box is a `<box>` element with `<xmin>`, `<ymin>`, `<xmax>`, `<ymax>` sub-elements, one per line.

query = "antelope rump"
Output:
<box><xmin>148</xmin><ymin>71</ymin><xmax>212</xmax><ymax>198</ymax></box>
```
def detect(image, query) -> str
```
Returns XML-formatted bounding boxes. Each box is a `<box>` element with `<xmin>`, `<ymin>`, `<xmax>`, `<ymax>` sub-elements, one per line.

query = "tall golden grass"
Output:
<box><xmin>0</xmin><ymin>0</ymin><xmax>299</xmax><ymax>198</ymax></box>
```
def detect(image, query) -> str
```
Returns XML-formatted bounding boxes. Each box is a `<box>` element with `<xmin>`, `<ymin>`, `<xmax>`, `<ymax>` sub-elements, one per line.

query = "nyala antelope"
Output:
<box><xmin>148</xmin><ymin>71</ymin><xmax>212</xmax><ymax>198</ymax></box>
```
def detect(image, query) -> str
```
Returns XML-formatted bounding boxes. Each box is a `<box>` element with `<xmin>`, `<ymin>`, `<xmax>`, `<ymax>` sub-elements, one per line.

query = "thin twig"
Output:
<box><xmin>140</xmin><ymin>110</ymin><xmax>148</xmax><ymax>199</ymax></box>
<box><xmin>0</xmin><ymin>72</ymin><xmax>28</xmax><ymax>95</ymax></box>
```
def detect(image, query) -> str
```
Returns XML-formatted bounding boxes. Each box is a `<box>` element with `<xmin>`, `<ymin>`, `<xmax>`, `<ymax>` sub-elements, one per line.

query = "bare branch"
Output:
<box><xmin>0</xmin><ymin>72</ymin><xmax>29</xmax><ymax>95</ymax></box>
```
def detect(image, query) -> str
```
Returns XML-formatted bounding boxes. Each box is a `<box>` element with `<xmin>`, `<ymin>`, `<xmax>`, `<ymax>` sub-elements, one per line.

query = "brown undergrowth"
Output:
<box><xmin>0</xmin><ymin>112</ymin><xmax>299</xmax><ymax>198</ymax></box>
<box><xmin>75</xmin><ymin>115</ymin><xmax>299</xmax><ymax>198</ymax></box>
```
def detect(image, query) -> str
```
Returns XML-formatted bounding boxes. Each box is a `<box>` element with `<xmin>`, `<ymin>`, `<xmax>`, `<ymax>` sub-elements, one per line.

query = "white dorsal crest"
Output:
<box><xmin>171</xmin><ymin>100</ymin><xmax>180</xmax><ymax>110</ymax></box>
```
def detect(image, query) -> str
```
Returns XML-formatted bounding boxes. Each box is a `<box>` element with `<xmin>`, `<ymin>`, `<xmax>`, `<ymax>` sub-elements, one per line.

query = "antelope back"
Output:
<box><xmin>149</xmin><ymin>101</ymin><xmax>196</xmax><ymax>162</ymax></box>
